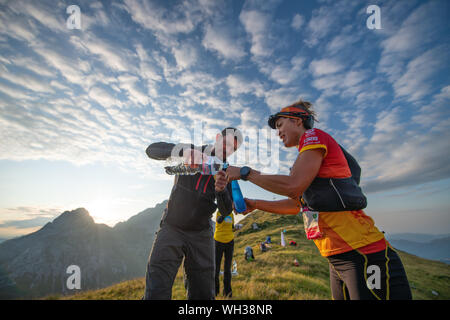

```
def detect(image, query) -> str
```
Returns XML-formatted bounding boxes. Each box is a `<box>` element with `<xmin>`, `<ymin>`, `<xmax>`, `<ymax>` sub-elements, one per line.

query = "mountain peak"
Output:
<box><xmin>51</xmin><ymin>207</ymin><xmax>94</xmax><ymax>227</ymax></box>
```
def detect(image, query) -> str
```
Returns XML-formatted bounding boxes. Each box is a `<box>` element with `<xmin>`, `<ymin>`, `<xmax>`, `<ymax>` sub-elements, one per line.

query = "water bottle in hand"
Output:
<box><xmin>231</xmin><ymin>180</ymin><xmax>247</xmax><ymax>213</ymax></box>
<box><xmin>164</xmin><ymin>156</ymin><xmax>225</xmax><ymax>175</ymax></box>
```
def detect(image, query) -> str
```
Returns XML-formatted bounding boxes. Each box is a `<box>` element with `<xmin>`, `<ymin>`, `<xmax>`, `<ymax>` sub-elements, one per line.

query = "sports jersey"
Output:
<box><xmin>298</xmin><ymin>128</ymin><xmax>386</xmax><ymax>257</ymax></box>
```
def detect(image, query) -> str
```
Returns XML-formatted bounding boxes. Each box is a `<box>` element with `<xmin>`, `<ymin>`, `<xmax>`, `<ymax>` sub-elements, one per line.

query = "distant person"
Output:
<box><xmin>223</xmin><ymin>100</ymin><xmax>412</xmax><ymax>300</ymax></box>
<box><xmin>144</xmin><ymin>127</ymin><xmax>242</xmax><ymax>300</ymax></box>
<box><xmin>213</xmin><ymin>209</ymin><xmax>235</xmax><ymax>298</ymax></box>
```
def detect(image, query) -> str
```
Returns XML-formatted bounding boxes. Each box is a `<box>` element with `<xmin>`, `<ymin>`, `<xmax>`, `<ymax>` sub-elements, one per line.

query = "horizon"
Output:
<box><xmin>1</xmin><ymin>203</ymin><xmax>450</xmax><ymax>242</ymax></box>
<box><xmin>0</xmin><ymin>0</ymin><xmax>449</xmax><ymax>239</ymax></box>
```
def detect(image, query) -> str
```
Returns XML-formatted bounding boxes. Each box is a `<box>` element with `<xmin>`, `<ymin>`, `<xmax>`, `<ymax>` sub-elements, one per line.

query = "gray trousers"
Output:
<box><xmin>143</xmin><ymin>222</ymin><xmax>215</xmax><ymax>300</ymax></box>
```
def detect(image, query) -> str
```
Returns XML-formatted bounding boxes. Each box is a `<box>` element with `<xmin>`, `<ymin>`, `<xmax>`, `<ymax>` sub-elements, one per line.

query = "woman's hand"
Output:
<box><xmin>239</xmin><ymin>198</ymin><xmax>258</xmax><ymax>215</ymax></box>
<box><xmin>225</xmin><ymin>166</ymin><xmax>241</xmax><ymax>181</ymax></box>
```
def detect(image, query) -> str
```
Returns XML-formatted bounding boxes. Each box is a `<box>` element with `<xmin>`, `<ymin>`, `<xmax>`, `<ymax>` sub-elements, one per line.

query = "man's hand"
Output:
<box><xmin>215</xmin><ymin>170</ymin><xmax>228</xmax><ymax>192</ymax></box>
<box><xmin>225</xmin><ymin>166</ymin><xmax>241</xmax><ymax>181</ymax></box>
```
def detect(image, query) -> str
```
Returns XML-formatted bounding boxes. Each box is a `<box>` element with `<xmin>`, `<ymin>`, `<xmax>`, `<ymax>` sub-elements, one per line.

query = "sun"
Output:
<box><xmin>86</xmin><ymin>198</ymin><xmax>117</xmax><ymax>226</ymax></box>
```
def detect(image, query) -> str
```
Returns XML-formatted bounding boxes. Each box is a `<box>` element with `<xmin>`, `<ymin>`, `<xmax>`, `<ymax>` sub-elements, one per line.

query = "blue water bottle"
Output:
<box><xmin>231</xmin><ymin>180</ymin><xmax>247</xmax><ymax>213</ymax></box>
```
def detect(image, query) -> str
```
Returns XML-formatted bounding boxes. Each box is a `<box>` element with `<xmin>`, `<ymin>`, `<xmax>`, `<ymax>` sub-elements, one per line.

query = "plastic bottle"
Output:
<box><xmin>231</xmin><ymin>260</ymin><xmax>238</xmax><ymax>276</ymax></box>
<box><xmin>231</xmin><ymin>180</ymin><xmax>247</xmax><ymax>213</ymax></box>
<box><xmin>281</xmin><ymin>231</ymin><xmax>286</xmax><ymax>247</ymax></box>
<box><xmin>164</xmin><ymin>156</ymin><xmax>225</xmax><ymax>175</ymax></box>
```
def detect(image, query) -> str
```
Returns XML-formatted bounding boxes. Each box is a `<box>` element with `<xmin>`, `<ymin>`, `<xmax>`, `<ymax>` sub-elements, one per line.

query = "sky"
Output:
<box><xmin>0</xmin><ymin>0</ymin><xmax>449</xmax><ymax>239</ymax></box>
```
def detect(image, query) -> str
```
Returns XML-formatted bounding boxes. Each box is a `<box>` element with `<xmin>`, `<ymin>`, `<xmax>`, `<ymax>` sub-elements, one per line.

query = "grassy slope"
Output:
<box><xmin>49</xmin><ymin>211</ymin><xmax>450</xmax><ymax>300</ymax></box>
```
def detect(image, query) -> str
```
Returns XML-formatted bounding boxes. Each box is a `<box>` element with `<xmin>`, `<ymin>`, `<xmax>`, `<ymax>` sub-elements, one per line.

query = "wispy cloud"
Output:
<box><xmin>360</xmin><ymin>86</ymin><xmax>450</xmax><ymax>193</ymax></box>
<box><xmin>202</xmin><ymin>23</ymin><xmax>246</xmax><ymax>61</ymax></box>
<box><xmin>240</xmin><ymin>9</ymin><xmax>273</xmax><ymax>58</ymax></box>
<box><xmin>291</xmin><ymin>14</ymin><xmax>305</xmax><ymax>31</ymax></box>
<box><xmin>377</xmin><ymin>0</ymin><xmax>449</xmax><ymax>103</ymax></box>
<box><xmin>309</xmin><ymin>58</ymin><xmax>344</xmax><ymax>77</ymax></box>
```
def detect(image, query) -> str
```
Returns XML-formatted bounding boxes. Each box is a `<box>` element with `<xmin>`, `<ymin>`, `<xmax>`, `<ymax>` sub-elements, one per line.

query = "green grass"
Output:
<box><xmin>47</xmin><ymin>211</ymin><xmax>450</xmax><ymax>300</ymax></box>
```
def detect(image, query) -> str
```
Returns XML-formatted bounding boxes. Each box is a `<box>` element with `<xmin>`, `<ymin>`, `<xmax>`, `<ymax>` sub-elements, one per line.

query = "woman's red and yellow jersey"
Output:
<box><xmin>298</xmin><ymin>128</ymin><xmax>386</xmax><ymax>257</ymax></box>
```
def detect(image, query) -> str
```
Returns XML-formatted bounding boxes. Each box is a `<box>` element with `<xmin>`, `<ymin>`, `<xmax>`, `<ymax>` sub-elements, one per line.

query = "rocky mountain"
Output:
<box><xmin>0</xmin><ymin>201</ymin><xmax>167</xmax><ymax>299</ymax></box>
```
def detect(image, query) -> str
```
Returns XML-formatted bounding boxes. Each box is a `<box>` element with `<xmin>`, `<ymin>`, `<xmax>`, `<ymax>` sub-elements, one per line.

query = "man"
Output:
<box><xmin>218</xmin><ymin>100</ymin><xmax>411</xmax><ymax>300</ymax></box>
<box><xmin>143</xmin><ymin>127</ymin><xmax>242</xmax><ymax>300</ymax></box>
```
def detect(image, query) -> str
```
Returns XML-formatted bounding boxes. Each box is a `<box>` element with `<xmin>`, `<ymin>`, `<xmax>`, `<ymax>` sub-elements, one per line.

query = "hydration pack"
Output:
<box><xmin>302</xmin><ymin>145</ymin><xmax>367</xmax><ymax>212</ymax></box>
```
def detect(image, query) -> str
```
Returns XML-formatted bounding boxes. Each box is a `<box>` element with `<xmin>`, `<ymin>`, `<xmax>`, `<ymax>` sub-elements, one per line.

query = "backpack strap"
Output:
<box><xmin>339</xmin><ymin>145</ymin><xmax>361</xmax><ymax>185</ymax></box>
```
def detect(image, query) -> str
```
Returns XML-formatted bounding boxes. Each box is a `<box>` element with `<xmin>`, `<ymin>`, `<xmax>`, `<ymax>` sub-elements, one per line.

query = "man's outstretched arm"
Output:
<box><xmin>146</xmin><ymin>142</ymin><xmax>198</xmax><ymax>160</ymax></box>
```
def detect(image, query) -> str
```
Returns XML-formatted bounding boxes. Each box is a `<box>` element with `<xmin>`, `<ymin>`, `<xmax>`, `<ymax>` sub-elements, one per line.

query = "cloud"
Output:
<box><xmin>226</xmin><ymin>74</ymin><xmax>265</xmax><ymax>98</ymax></box>
<box><xmin>117</xmin><ymin>74</ymin><xmax>150</xmax><ymax>106</ymax></box>
<box><xmin>264</xmin><ymin>87</ymin><xmax>308</xmax><ymax>113</ymax></box>
<box><xmin>123</xmin><ymin>0</ymin><xmax>200</xmax><ymax>35</ymax></box>
<box><xmin>360</xmin><ymin>89</ymin><xmax>450</xmax><ymax>193</ymax></box>
<box><xmin>392</xmin><ymin>46</ymin><xmax>447</xmax><ymax>102</ymax></box>
<box><xmin>261</xmin><ymin>55</ymin><xmax>305</xmax><ymax>85</ymax></box>
<box><xmin>202</xmin><ymin>24</ymin><xmax>246</xmax><ymax>61</ymax></box>
<box><xmin>32</xmin><ymin>46</ymin><xmax>86</xmax><ymax>87</ymax></box>
<box><xmin>5</xmin><ymin>56</ymin><xmax>55</xmax><ymax>78</ymax></box>
<box><xmin>239</xmin><ymin>106</ymin><xmax>263</xmax><ymax>128</ymax></box>
<box><xmin>0</xmin><ymin>216</ymin><xmax>54</xmax><ymax>229</ymax></box>
<box><xmin>0</xmin><ymin>205</ymin><xmax>64</xmax><ymax>238</ymax></box>
<box><xmin>379</xmin><ymin>1</ymin><xmax>443</xmax><ymax>55</ymax></box>
<box><xmin>311</xmin><ymin>68</ymin><xmax>368</xmax><ymax>99</ymax></box>
<box><xmin>326</xmin><ymin>32</ymin><xmax>359</xmax><ymax>55</ymax></box>
<box><xmin>303</xmin><ymin>0</ymin><xmax>359</xmax><ymax>47</ymax></box>
<box><xmin>304</xmin><ymin>5</ymin><xmax>337</xmax><ymax>47</ymax></box>
<box><xmin>0</xmin><ymin>82</ymin><xmax>36</xmax><ymax>101</ymax></box>
<box><xmin>309</xmin><ymin>58</ymin><xmax>344</xmax><ymax>77</ymax></box>
<box><xmin>172</xmin><ymin>43</ymin><xmax>199</xmax><ymax>70</ymax></box>
<box><xmin>135</xmin><ymin>43</ymin><xmax>163</xmax><ymax>83</ymax></box>
<box><xmin>377</xmin><ymin>0</ymin><xmax>449</xmax><ymax>102</ymax></box>
<box><xmin>0</xmin><ymin>11</ymin><xmax>36</xmax><ymax>42</ymax></box>
<box><xmin>70</xmin><ymin>34</ymin><xmax>135</xmax><ymax>73</ymax></box>
<box><xmin>174</xmin><ymin>70</ymin><xmax>224</xmax><ymax>91</ymax></box>
<box><xmin>0</xmin><ymin>68</ymin><xmax>54</xmax><ymax>93</ymax></box>
<box><xmin>88</xmin><ymin>86</ymin><xmax>121</xmax><ymax>109</ymax></box>
<box><xmin>239</xmin><ymin>10</ymin><xmax>273</xmax><ymax>58</ymax></box>
<box><xmin>291</xmin><ymin>14</ymin><xmax>304</xmax><ymax>31</ymax></box>
<box><xmin>7</xmin><ymin>0</ymin><xmax>67</xmax><ymax>34</ymax></box>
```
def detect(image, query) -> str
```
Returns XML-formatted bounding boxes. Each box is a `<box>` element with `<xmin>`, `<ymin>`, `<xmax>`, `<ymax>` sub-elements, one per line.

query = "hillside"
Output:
<box><xmin>53</xmin><ymin>210</ymin><xmax>450</xmax><ymax>300</ymax></box>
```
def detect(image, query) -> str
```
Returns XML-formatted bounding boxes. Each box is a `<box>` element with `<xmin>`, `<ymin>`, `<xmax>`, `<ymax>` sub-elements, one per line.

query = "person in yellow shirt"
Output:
<box><xmin>214</xmin><ymin>211</ymin><xmax>235</xmax><ymax>298</ymax></box>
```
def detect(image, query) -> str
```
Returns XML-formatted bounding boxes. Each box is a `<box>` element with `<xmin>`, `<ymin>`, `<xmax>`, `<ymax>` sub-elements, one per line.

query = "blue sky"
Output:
<box><xmin>0</xmin><ymin>0</ymin><xmax>449</xmax><ymax>239</ymax></box>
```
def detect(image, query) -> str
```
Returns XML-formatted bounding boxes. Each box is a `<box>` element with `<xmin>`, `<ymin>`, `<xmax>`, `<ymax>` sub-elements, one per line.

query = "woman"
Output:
<box><xmin>219</xmin><ymin>100</ymin><xmax>412</xmax><ymax>300</ymax></box>
<box><xmin>214</xmin><ymin>210</ymin><xmax>235</xmax><ymax>298</ymax></box>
